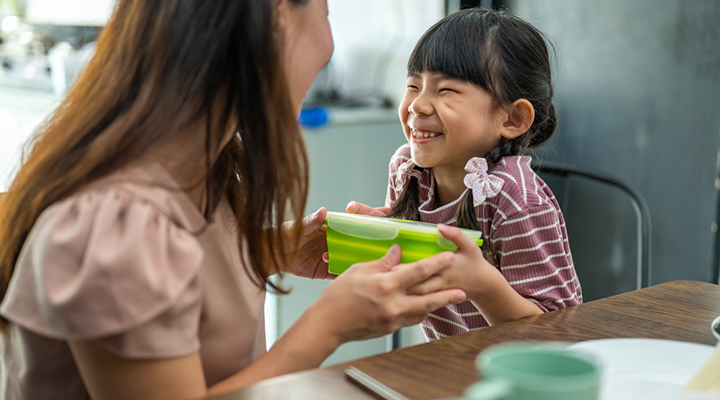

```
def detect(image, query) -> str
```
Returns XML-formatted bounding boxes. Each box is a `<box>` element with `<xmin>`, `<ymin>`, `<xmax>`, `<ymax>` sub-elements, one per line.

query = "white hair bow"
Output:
<box><xmin>463</xmin><ymin>157</ymin><xmax>504</xmax><ymax>206</ymax></box>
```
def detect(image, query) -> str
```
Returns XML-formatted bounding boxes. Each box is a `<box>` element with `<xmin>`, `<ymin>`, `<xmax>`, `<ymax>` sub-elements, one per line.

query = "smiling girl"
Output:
<box><xmin>350</xmin><ymin>8</ymin><xmax>582</xmax><ymax>340</ymax></box>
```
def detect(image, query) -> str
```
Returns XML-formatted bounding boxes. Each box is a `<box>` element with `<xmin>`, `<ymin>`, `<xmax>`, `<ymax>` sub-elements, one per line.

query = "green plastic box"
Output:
<box><xmin>325</xmin><ymin>211</ymin><xmax>483</xmax><ymax>275</ymax></box>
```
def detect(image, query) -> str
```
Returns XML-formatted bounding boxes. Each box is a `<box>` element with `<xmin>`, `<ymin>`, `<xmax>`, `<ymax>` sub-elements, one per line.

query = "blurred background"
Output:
<box><xmin>1</xmin><ymin>0</ymin><xmax>719</xmax><ymax>365</ymax></box>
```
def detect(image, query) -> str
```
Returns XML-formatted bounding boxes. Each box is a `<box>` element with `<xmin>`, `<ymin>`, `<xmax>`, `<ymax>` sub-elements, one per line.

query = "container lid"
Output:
<box><xmin>325</xmin><ymin>211</ymin><xmax>482</xmax><ymax>249</ymax></box>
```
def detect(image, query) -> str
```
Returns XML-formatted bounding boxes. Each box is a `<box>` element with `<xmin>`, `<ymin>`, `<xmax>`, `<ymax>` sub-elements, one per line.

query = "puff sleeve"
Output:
<box><xmin>0</xmin><ymin>188</ymin><xmax>204</xmax><ymax>358</ymax></box>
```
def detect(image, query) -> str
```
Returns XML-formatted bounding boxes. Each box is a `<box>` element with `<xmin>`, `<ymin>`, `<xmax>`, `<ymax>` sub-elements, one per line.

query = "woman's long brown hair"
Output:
<box><xmin>0</xmin><ymin>0</ymin><xmax>309</xmax><ymax>329</ymax></box>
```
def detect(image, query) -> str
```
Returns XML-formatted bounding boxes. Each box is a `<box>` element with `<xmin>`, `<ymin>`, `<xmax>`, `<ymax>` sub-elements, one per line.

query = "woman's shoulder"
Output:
<box><xmin>0</xmin><ymin>164</ymin><xmax>206</xmax><ymax>340</ymax></box>
<box><xmin>65</xmin><ymin>162</ymin><xmax>207</xmax><ymax>233</ymax></box>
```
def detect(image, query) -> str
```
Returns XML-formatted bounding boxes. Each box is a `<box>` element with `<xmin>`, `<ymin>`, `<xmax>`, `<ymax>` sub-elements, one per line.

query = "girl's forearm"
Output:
<box><xmin>468</xmin><ymin>271</ymin><xmax>543</xmax><ymax>326</ymax></box>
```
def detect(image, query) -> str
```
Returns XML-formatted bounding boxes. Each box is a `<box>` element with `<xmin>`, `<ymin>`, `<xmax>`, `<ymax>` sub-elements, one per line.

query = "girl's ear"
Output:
<box><xmin>499</xmin><ymin>99</ymin><xmax>535</xmax><ymax>140</ymax></box>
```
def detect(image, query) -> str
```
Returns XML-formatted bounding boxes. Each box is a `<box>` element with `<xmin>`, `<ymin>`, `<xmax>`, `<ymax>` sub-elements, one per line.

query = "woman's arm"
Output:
<box><xmin>69</xmin><ymin>245</ymin><xmax>466</xmax><ymax>400</ymax></box>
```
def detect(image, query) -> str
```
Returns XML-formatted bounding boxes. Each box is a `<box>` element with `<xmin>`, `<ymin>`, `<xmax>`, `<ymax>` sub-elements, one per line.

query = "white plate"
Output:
<box><xmin>567</xmin><ymin>338</ymin><xmax>715</xmax><ymax>400</ymax></box>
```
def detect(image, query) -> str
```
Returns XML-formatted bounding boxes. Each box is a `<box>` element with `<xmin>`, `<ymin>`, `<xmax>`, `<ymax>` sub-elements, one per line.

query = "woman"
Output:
<box><xmin>0</xmin><ymin>0</ymin><xmax>466</xmax><ymax>399</ymax></box>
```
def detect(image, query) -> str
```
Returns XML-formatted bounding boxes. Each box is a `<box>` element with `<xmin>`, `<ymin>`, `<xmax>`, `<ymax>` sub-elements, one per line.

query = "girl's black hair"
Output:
<box><xmin>388</xmin><ymin>8</ymin><xmax>557</xmax><ymax>242</ymax></box>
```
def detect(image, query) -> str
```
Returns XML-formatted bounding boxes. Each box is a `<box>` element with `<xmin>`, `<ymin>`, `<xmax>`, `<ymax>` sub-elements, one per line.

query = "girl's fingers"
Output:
<box><xmin>346</xmin><ymin>201</ymin><xmax>388</xmax><ymax>217</ymax></box>
<box><xmin>392</xmin><ymin>251</ymin><xmax>454</xmax><ymax>288</ymax></box>
<box><xmin>374</xmin><ymin>206</ymin><xmax>391</xmax><ymax>215</ymax></box>
<box><xmin>438</xmin><ymin>224</ymin><xmax>476</xmax><ymax>250</ymax></box>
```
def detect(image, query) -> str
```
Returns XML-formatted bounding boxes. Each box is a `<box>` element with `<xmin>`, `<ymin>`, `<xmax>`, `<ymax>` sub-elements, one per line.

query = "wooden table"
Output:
<box><xmin>211</xmin><ymin>280</ymin><xmax>720</xmax><ymax>400</ymax></box>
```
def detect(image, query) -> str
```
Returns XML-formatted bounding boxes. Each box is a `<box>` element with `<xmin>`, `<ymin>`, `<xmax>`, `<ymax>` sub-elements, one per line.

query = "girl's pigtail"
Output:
<box><xmin>455</xmin><ymin>182</ymin><xmax>493</xmax><ymax>255</ymax></box>
<box><xmin>529</xmin><ymin>103</ymin><xmax>557</xmax><ymax>148</ymax></box>
<box><xmin>485</xmin><ymin>139</ymin><xmax>517</xmax><ymax>170</ymax></box>
<box><xmin>456</xmin><ymin>190</ymin><xmax>480</xmax><ymax>231</ymax></box>
<box><xmin>387</xmin><ymin>168</ymin><xmax>423</xmax><ymax>221</ymax></box>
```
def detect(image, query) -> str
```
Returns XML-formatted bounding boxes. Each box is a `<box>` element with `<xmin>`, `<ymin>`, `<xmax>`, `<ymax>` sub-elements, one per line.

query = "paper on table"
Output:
<box><xmin>568</xmin><ymin>338</ymin><xmax>715</xmax><ymax>400</ymax></box>
<box><xmin>684</xmin><ymin>343</ymin><xmax>720</xmax><ymax>393</ymax></box>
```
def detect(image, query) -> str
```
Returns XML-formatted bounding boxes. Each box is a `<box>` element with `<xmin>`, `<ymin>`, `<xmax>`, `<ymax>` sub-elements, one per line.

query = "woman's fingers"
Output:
<box><xmin>362</xmin><ymin>244</ymin><xmax>402</xmax><ymax>273</ymax></box>
<box><xmin>403</xmin><ymin>289</ymin><xmax>466</xmax><ymax>321</ymax></box>
<box><xmin>303</xmin><ymin>207</ymin><xmax>327</xmax><ymax>234</ymax></box>
<box><xmin>392</xmin><ymin>251</ymin><xmax>454</xmax><ymax>288</ymax></box>
<box><xmin>314</xmin><ymin>245</ymin><xmax>465</xmax><ymax>343</ymax></box>
<box><xmin>284</xmin><ymin>207</ymin><xmax>326</xmax><ymax>241</ymax></box>
<box><xmin>346</xmin><ymin>201</ymin><xmax>388</xmax><ymax>217</ymax></box>
<box><xmin>406</xmin><ymin>275</ymin><xmax>445</xmax><ymax>296</ymax></box>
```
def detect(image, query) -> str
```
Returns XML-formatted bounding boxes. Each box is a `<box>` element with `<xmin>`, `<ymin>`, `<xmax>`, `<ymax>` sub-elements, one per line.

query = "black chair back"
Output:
<box><xmin>533</xmin><ymin>162</ymin><xmax>651</xmax><ymax>302</ymax></box>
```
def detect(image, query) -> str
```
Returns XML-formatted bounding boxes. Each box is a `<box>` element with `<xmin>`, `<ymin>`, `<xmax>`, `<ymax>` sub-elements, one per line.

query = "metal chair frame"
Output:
<box><xmin>532</xmin><ymin>161</ymin><xmax>652</xmax><ymax>290</ymax></box>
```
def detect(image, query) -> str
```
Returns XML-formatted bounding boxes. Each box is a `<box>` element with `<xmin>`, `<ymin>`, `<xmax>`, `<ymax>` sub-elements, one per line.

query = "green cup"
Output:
<box><xmin>463</xmin><ymin>342</ymin><xmax>601</xmax><ymax>400</ymax></box>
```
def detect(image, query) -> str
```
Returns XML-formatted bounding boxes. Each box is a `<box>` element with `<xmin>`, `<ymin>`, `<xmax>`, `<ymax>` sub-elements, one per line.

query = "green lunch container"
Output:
<box><xmin>325</xmin><ymin>211</ymin><xmax>484</xmax><ymax>275</ymax></box>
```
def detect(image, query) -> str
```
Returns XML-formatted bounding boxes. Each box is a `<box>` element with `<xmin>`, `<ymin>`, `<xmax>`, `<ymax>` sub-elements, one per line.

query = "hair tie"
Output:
<box><xmin>463</xmin><ymin>157</ymin><xmax>504</xmax><ymax>206</ymax></box>
<box><xmin>394</xmin><ymin>160</ymin><xmax>423</xmax><ymax>193</ymax></box>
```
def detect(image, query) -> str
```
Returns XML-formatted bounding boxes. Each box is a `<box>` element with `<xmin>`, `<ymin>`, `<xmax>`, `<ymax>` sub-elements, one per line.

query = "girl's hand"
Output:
<box><xmin>305</xmin><ymin>244</ymin><xmax>466</xmax><ymax>345</ymax></box>
<box><xmin>407</xmin><ymin>225</ymin><xmax>543</xmax><ymax>325</ymax></box>
<box><xmin>346</xmin><ymin>201</ymin><xmax>389</xmax><ymax>217</ymax></box>
<box><xmin>405</xmin><ymin>224</ymin><xmax>499</xmax><ymax>301</ymax></box>
<box><xmin>277</xmin><ymin>207</ymin><xmax>334</xmax><ymax>280</ymax></box>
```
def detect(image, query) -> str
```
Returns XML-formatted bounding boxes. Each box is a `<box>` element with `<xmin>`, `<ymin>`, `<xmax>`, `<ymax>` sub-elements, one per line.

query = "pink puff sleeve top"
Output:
<box><xmin>0</xmin><ymin>162</ymin><xmax>267</xmax><ymax>399</ymax></box>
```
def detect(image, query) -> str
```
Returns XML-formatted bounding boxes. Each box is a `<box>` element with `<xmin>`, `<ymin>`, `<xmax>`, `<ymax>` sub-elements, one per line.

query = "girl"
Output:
<box><xmin>350</xmin><ymin>8</ymin><xmax>582</xmax><ymax>340</ymax></box>
<box><xmin>0</xmin><ymin>0</ymin><xmax>466</xmax><ymax>399</ymax></box>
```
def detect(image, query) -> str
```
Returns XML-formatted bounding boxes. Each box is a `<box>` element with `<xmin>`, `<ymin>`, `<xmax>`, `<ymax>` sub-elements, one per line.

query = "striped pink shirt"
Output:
<box><xmin>385</xmin><ymin>144</ymin><xmax>582</xmax><ymax>340</ymax></box>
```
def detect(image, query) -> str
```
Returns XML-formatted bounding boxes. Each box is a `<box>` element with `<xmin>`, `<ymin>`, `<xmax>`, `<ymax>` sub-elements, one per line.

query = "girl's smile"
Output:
<box><xmin>399</xmin><ymin>71</ymin><xmax>505</xmax><ymax>175</ymax></box>
<box><xmin>411</xmin><ymin>128</ymin><xmax>443</xmax><ymax>140</ymax></box>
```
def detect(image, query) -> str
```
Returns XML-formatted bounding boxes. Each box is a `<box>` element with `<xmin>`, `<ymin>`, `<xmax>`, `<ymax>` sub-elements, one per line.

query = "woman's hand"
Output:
<box><xmin>304</xmin><ymin>244</ymin><xmax>466</xmax><ymax>345</ymax></box>
<box><xmin>346</xmin><ymin>201</ymin><xmax>389</xmax><ymax>217</ymax></box>
<box><xmin>406</xmin><ymin>225</ymin><xmax>543</xmax><ymax>326</ymax></box>
<box><xmin>277</xmin><ymin>207</ymin><xmax>333</xmax><ymax>280</ymax></box>
<box><xmin>210</xmin><ymin>244</ymin><xmax>466</xmax><ymax>394</ymax></box>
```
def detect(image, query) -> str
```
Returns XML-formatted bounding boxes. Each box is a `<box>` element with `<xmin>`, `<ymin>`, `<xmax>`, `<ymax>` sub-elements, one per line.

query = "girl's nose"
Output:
<box><xmin>408</xmin><ymin>93</ymin><xmax>434</xmax><ymax>116</ymax></box>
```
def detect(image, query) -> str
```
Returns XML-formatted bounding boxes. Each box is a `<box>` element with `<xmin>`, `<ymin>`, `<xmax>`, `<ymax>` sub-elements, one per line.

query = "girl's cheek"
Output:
<box><xmin>398</xmin><ymin>98</ymin><xmax>408</xmax><ymax>117</ymax></box>
<box><xmin>398</xmin><ymin>102</ymin><xmax>412</xmax><ymax>125</ymax></box>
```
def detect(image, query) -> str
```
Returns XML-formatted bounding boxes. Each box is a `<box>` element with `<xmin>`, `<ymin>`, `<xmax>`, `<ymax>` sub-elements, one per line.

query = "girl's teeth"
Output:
<box><xmin>413</xmin><ymin>130</ymin><xmax>438</xmax><ymax>138</ymax></box>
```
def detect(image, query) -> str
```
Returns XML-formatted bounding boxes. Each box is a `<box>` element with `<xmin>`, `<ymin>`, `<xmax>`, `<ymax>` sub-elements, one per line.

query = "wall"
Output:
<box><xmin>0</xmin><ymin>86</ymin><xmax>59</xmax><ymax>191</ymax></box>
<box><xmin>24</xmin><ymin>0</ymin><xmax>114</xmax><ymax>25</ymax></box>
<box><xmin>507</xmin><ymin>0</ymin><xmax>720</xmax><ymax>284</ymax></box>
<box><xmin>321</xmin><ymin>0</ymin><xmax>445</xmax><ymax>108</ymax></box>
